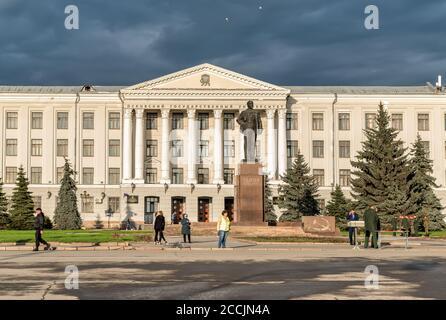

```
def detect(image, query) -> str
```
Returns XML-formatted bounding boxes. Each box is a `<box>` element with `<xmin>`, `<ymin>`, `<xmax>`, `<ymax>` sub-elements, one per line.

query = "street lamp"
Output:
<box><xmin>105</xmin><ymin>208</ymin><xmax>113</xmax><ymax>229</ymax></box>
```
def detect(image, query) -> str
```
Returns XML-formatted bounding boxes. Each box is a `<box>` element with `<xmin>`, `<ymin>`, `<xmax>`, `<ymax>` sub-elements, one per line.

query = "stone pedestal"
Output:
<box><xmin>234</xmin><ymin>163</ymin><xmax>265</xmax><ymax>225</ymax></box>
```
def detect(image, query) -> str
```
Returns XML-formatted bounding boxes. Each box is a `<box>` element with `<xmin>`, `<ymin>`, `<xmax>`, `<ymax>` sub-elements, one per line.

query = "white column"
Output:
<box><xmin>122</xmin><ymin>108</ymin><xmax>133</xmax><ymax>181</ymax></box>
<box><xmin>239</xmin><ymin>131</ymin><xmax>245</xmax><ymax>162</ymax></box>
<box><xmin>278</xmin><ymin>108</ymin><xmax>287</xmax><ymax>178</ymax></box>
<box><xmin>213</xmin><ymin>109</ymin><xmax>224</xmax><ymax>184</ymax></box>
<box><xmin>160</xmin><ymin>109</ymin><xmax>171</xmax><ymax>184</ymax></box>
<box><xmin>266</xmin><ymin>109</ymin><xmax>277</xmax><ymax>179</ymax></box>
<box><xmin>187</xmin><ymin>109</ymin><xmax>197</xmax><ymax>184</ymax></box>
<box><xmin>134</xmin><ymin>109</ymin><xmax>145</xmax><ymax>183</ymax></box>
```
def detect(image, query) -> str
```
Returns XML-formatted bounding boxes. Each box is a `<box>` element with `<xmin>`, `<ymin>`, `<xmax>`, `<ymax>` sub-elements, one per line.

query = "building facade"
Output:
<box><xmin>1</xmin><ymin>63</ymin><xmax>446</xmax><ymax>226</ymax></box>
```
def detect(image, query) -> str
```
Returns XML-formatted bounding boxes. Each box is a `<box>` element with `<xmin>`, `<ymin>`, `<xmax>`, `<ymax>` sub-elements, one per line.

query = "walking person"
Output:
<box><xmin>33</xmin><ymin>208</ymin><xmax>51</xmax><ymax>251</ymax></box>
<box><xmin>346</xmin><ymin>209</ymin><xmax>359</xmax><ymax>246</ymax></box>
<box><xmin>217</xmin><ymin>210</ymin><xmax>231</xmax><ymax>248</ymax></box>
<box><xmin>154</xmin><ymin>211</ymin><xmax>168</xmax><ymax>245</ymax></box>
<box><xmin>364</xmin><ymin>206</ymin><xmax>379</xmax><ymax>249</ymax></box>
<box><xmin>181</xmin><ymin>214</ymin><xmax>192</xmax><ymax>243</ymax></box>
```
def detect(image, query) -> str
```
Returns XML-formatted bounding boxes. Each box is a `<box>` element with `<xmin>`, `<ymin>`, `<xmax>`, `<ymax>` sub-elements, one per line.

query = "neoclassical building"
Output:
<box><xmin>1</xmin><ymin>63</ymin><xmax>445</xmax><ymax>226</ymax></box>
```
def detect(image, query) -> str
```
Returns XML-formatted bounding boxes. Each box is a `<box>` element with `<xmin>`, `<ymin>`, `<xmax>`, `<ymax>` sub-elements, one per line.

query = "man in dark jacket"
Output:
<box><xmin>33</xmin><ymin>208</ymin><xmax>51</xmax><ymax>251</ymax></box>
<box><xmin>346</xmin><ymin>210</ymin><xmax>359</xmax><ymax>245</ymax></box>
<box><xmin>154</xmin><ymin>211</ymin><xmax>167</xmax><ymax>244</ymax></box>
<box><xmin>364</xmin><ymin>206</ymin><xmax>379</xmax><ymax>249</ymax></box>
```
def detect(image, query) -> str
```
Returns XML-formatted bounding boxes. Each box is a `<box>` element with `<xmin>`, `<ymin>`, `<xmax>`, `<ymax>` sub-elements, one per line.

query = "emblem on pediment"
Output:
<box><xmin>200</xmin><ymin>74</ymin><xmax>211</xmax><ymax>86</ymax></box>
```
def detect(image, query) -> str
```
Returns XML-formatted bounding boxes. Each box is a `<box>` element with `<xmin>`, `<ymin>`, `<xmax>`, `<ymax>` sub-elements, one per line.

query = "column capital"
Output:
<box><xmin>161</xmin><ymin>109</ymin><xmax>170</xmax><ymax>118</ymax></box>
<box><xmin>266</xmin><ymin>109</ymin><xmax>276</xmax><ymax>119</ymax></box>
<box><xmin>278</xmin><ymin>109</ymin><xmax>287</xmax><ymax>119</ymax></box>
<box><xmin>214</xmin><ymin>109</ymin><xmax>223</xmax><ymax>119</ymax></box>
<box><xmin>124</xmin><ymin>108</ymin><xmax>133</xmax><ymax>119</ymax></box>
<box><xmin>187</xmin><ymin>109</ymin><xmax>196</xmax><ymax>118</ymax></box>
<box><xmin>135</xmin><ymin>108</ymin><xmax>145</xmax><ymax>118</ymax></box>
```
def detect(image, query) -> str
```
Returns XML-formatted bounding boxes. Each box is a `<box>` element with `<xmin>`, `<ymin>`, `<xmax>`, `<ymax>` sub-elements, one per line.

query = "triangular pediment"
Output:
<box><xmin>123</xmin><ymin>63</ymin><xmax>289</xmax><ymax>92</ymax></box>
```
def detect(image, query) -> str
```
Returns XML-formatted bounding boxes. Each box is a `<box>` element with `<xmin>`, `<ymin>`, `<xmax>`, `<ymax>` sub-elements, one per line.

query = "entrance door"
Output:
<box><xmin>198</xmin><ymin>197</ymin><xmax>212</xmax><ymax>222</ymax></box>
<box><xmin>224</xmin><ymin>197</ymin><xmax>234</xmax><ymax>221</ymax></box>
<box><xmin>144</xmin><ymin>197</ymin><xmax>159</xmax><ymax>224</ymax></box>
<box><xmin>171</xmin><ymin>197</ymin><xmax>185</xmax><ymax>224</ymax></box>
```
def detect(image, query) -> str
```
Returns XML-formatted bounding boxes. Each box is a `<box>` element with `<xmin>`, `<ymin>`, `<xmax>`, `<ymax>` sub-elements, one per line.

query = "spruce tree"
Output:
<box><xmin>0</xmin><ymin>180</ymin><xmax>10</xmax><ymax>229</ymax></box>
<box><xmin>407</xmin><ymin>135</ymin><xmax>445</xmax><ymax>232</ymax></box>
<box><xmin>9</xmin><ymin>166</ymin><xmax>35</xmax><ymax>230</ymax></box>
<box><xmin>326</xmin><ymin>185</ymin><xmax>351</xmax><ymax>229</ymax></box>
<box><xmin>278</xmin><ymin>150</ymin><xmax>320</xmax><ymax>221</ymax></box>
<box><xmin>53</xmin><ymin>159</ymin><xmax>82</xmax><ymax>229</ymax></box>
<box><xmin>350</xmin><ymin>102</ymin><xmax>409</xmax><ymax>225</ymax></box>
<box><xmin>264</xmin><ymin>176</ymin><xmax>277</xmax><ymax>223</ymax></box>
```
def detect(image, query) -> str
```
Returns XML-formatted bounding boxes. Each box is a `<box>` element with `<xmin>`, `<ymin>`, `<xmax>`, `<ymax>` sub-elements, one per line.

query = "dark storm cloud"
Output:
<box><xmin>0</xmin><ymin>0</ymin><xmax>445</xmax><ymax>85</ymax></box>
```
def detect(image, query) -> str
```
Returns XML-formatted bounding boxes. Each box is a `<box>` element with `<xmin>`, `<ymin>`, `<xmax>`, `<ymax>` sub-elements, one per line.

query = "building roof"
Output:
<box><xmin>283</xmin><ymin>86</ymin><xmax>435</xmax><ymax>95</ymax></box>
<box><xmin>0</xmin><ymin>85</ymin><xmax>437</xmax><ymax>95</ymax></box>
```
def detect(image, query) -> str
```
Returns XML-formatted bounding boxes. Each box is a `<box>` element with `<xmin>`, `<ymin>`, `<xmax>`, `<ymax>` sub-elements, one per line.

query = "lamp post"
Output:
<box><xmin>105</xmin><ymin>208</ymin><xmax>113</xmax><ymax>229</ymax></box>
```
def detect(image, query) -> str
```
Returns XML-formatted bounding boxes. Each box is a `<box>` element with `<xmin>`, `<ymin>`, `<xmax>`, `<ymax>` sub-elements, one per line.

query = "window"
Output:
<box><xmin>109</xmin><ymin>112</ymin><xmax>120</xmax><ymax>129</ymax></box>
<box><xmin>6</xmin><ymin>112</ymin><xmax>18</xmax><ymax>129</ymax></box>
<box><xmin>197</xmin><ymin>168</ymin><xmax>209</xmax><ymax>184</ymax></box>
<box><xmin>224</xmin><ymin>113</ymin><xmax>235</xmax><ymax>130</ymax></box>
<box><xmin>146</xmin><ymin>140</ymin><xmax>158</xmax><ymax>157</ymax></box>
<box><xmin>56</xmin><ymin>167</ymin><xmax>64</xmax><ymax>184</ymax></box>
<box><xmin>224</xmin><ymin>140</ymin><xmax>235</xmax><ymax>158</ymax></box>
<box><xmin>312</xmin><ymin>113</ymin><xmax>324</xmax><ymax>130</ymax></box>
<box><xmin>339</xmin><ymin>169</ymin><xmax>351</xmax><ymax>187</ymax></box>
<box><xmin>5</xmin><ymin>167</ymin><xmax>16</xmax><ymax>184</ymax></box>
<box><xmin>365</xmin><ymin>113</ymin><xmax>376</xmax><ymax>129</ymax></box>
<box><xmin>145</xmin><ymin>168</ymin><xmax>157</xmax><ymax>184</ymax></box>
<box><xmin>287</xmin><ymin>140</ymin><xmax>299</xmax><ymax>158</ymax></box>
<box><xmin>199</xmin><ymin>140</ymin><xmax>209</xmax><ymax>158</ymax></box>
<box><xmin>286</xmin><ymin>113</ymin><xmax>298</xmax><ymax>130</ymax></box>
<box><xmin>57</xmin><ymin>112</ymin><xmax>68</xmax><ymax>129</ymax></box>
<box><xmin>312</xmin><ymin>140</ymin><xmax>324</xmax><ymax>158</ymax></box>
<box><xmin>57</xmin><ymin>139</ymin><xmax>68</xmax><ymax>157</ymax></box>
<box><xmin>82</xmin><ymin>139</ymin><xmax>94</xmax><ymax>157</ymax></box>
<box><xmin>418</xmin><ymin>113</ymin><xmax>429</xmax><ymax>131</ymax></box>
<box><xmin>198</xmin><ymin>113</ymin><xmax>209</xmax><ymax>130</ymax></box>
<box><xmin>391</xmin><ymin>113</ymin><xmax>403</xmax><ymax>130</ymax></box>
<box><xmin>31</xmin><ymin>112</ymin><xmax>43</xmax><ymax>129</ymax></box>
<box><xmin>108</xmin><ymin>197</ymin><xmax>120</xmax><ymax>213</ymax></box>
<box><xmin>109</xmin><ymin>168</ymin><xmax>120</xmax><ymax>185</ymax></box>
<box><xmin>31</xmin><ymin>139</ymin><xmax>42</xmax><ymax>156</ymax></box>
<box><xmin>421</xmin><ymin>141</ymin><xmax>430</xmax><ymax>158</ymax></box>
<box><xmin>146</xmin><ymin>112</ymin><xmax>158</xmax><ymax>130</ymax></box>
<box><xmin>172</xmin><ymin>113</ymin><xmax>184</xmax><ymax>130</ymax></box>
<box><xmin>145</xmin><ymin>197</ymin><xmax>159</xmax><ymax>224</ymax></box>
<box><xmin>81</xmin><ymin>196</ymin><xmax>94</xmax><ymax>213</ymax></box>
<box><xmin>82</xmin><ymin>168</ymin><xmax>94</xmax><ymax>185</ymax></box>
<box><xmin>338</xmin><ymin>113</ymin><xmax>350</xmax><ymax>130</ymax></box>
<box><xmin>33</xmin><ymin>196</ymin><xmax>42</xmax><ymax>211</ymax></box>
<box><xmin>224</xmin><ymin>168</ymin><xmax>235</xmax><ymax>184</ymax></box>
<box><xmin>82</xmin><ymin>112</ymin><xmax>94</xmax><ymax>129</ymax></box>
<box><xmin>171</xmin><ymin>140</ymin><xmax>183</xmax><ymax>157</ymax></box>
<box><xmin>6</xmin><ymin>139</ymin><xmax>17</xmax><ymax>156</ymax></box>
<box><xmin>31</xmin><ymin>167</ymin><xmax>42</xmax><ymax>184</ymax></box>
<box><xmin>109</xmin><ymin>139</ymin><xmax>120</xmax><ymax>157</ymax></box>
<box><xmin>313</xmin><ymin>169</ymin><xmax>325</xmax><ymax>187</ymax></box>
<box><xmin>339</xmin><ymin>140</ymin><xmax>350</xmax><ymax>158</ymax></box>
<box><xmin>172</xmin><ymin>168</ymin><xmax>184</xmax><ymax>184</ymax></box>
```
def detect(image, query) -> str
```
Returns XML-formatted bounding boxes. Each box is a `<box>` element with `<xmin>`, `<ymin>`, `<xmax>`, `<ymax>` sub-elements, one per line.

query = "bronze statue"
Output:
<box><xmin>237</xmin><ymin>100</ymin><xmax>262</xmax><ymax>162</ymax></box>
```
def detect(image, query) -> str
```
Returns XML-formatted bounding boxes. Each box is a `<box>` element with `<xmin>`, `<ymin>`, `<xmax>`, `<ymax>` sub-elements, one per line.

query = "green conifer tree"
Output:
<box><xmin>53</xmin><ymin>159</ymin><xmax>82</xmax><ymax>229</ymax></box>
<box><xmin>278</xmin><ymin>150</ymin><xmax>320</xmax><ymax>221</ymax></box>
<box><xmin>326</xmin><ymin>185</ymin><xmax>351</xmax><ymax>229</ymax></box>
<box><xmin>8</xmin><ymin>166</ymin><xmax>35</xmax><ymax>230</ymax></box>
<box><xmin>350</xmin><ymin>102</ymin><xmax>410</xmax><ymax>225</ymax></box>
<box><xmin>264</xmin><ymin>175</ymin><xmax>277</xmax><ymax>223</ymax></box>
<box><xmin>0</xmin><ymin>179</ymin><xmax>10</xmax><ymax>229</ymax></box>
<box><xmin>407</xmin><ymin>135</ymin><xmax>445</xmax><ymax>232</ymax></box>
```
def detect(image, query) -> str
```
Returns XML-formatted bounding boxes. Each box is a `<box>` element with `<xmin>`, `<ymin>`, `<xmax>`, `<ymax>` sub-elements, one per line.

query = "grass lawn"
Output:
<box><xmin>240</xmin><ymin>236</ymin><xmax>347</xmax><ymax>243</ymax></box>
<box><xmin>0</xmin><ymin>229</ymin><xmax>153</xmax><ymax>244</ymax></box>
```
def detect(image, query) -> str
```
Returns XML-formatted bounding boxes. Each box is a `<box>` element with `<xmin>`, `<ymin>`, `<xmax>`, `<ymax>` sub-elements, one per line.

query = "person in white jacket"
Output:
<box><xmin>216</xmin><ymin>210</ymin><xmax>231</xmax><ymax>248</ymax></box>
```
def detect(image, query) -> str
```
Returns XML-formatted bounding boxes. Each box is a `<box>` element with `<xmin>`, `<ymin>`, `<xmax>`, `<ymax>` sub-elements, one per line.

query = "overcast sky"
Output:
<box><xmin>0</xmin><ymin>0</ymin><xmax>445</xmax><ymax>86</ymax></box>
